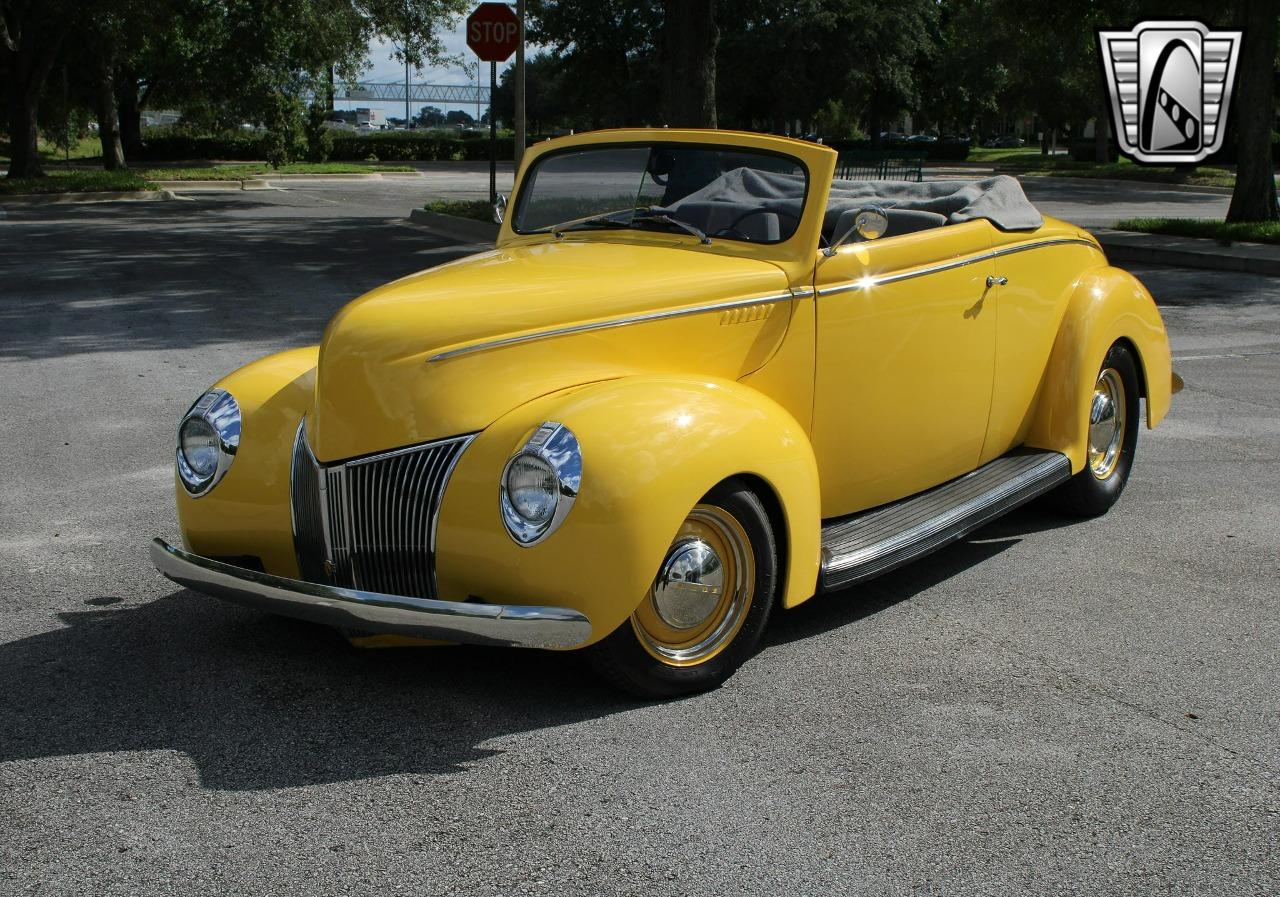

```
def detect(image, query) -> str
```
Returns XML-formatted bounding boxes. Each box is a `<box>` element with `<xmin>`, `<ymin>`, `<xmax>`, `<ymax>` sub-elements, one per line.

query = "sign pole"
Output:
<box><xmin>489</xmin><ymin>60</ymin><xmax>497</xmax><ymax>206</ymax></box>
<box><xmin>514</xmin><ymin>0</ymin><xmax>526</xmax><ymax>170</ymax></box>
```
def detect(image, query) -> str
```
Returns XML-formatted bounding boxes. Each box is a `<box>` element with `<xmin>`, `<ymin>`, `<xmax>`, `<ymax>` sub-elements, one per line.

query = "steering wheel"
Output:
<box><xmin>712</xmin><ymin>207</ymin><xmax>800</xmax><ymax>241</ymax></box>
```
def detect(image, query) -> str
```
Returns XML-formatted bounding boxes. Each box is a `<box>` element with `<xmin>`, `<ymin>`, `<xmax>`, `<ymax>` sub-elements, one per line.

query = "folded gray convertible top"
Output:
<box><xmin>662</xmin><ymin>168</ymin><xmax>1044</xmax><ymax>232</ymax></box>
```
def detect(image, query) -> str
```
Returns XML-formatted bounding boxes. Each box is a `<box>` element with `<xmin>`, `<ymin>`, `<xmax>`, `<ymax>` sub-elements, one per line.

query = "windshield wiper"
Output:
<box><xmin>537</xmin><ymin>211</ymin><xmax>632</xmax><ymax>238</ymax></box>
<box><xmin>633</xmin><ymin>210</ymin><xmax>711</xmax><ymax>244</ymax></box>
<box><xmin>539</xmin><ymin>208</ymin><xmax>711</xmax><ymax>244</ymax></box>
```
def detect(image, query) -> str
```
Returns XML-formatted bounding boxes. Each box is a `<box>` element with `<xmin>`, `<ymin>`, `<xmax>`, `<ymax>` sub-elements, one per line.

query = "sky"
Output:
<box><xmin>340</xmin><ymin>19</ymin><xmax>537</xmax><ymax>123</ymax></box>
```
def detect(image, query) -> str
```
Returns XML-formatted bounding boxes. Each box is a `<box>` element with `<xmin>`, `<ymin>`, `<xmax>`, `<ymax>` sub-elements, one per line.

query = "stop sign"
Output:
<box><xmin>466</xmin><ymin>3</ymin><xmax>520</xmax><ymax>63</ymax></box>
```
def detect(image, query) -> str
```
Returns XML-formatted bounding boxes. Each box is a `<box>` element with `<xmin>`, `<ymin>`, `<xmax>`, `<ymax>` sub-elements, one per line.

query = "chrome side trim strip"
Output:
<box><xmin>150</xmin><ymin>538</ymin><xmax>592</xmax><ymax>650</ymax></box>
<box><xmin>427</xmin><ymin>289</ymin><xmax>799</xmax><ymax>362</ymax></box>
<box><xmin>816</xmin><ymin>237</ymin><xmax>1098</xmax><ymax>297</ymax></box>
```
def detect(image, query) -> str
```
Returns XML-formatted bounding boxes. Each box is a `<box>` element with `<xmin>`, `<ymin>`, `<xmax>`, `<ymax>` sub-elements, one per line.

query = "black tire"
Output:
<box><xmin>588</xmin><ymin>480</ymin><xmax>778</xmax><ymax>699</ymax></box>
<box><xmin>1048</xmin><ymin>343</ymin><xmax>1141</xmax><ymax>518</ymax></box>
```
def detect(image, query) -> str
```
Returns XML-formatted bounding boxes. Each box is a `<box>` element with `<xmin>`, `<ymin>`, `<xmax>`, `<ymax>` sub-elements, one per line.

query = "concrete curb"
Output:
<box><xmin>0</xmin><ymin>189</ymin><xmax>177</xmax><ymax>205</ymax></box>
<box><xmin>155</xmin><ymin>171</ymin><xmax>425</xmax><ymax>192</ymax></box>
<box><xmin>1092</xmin><ymin>227</ymin><xmax>1280</xmax><ymax>276</ymax></box>
<box><xmin>408</xmin><ymin>208</ymin><xmax>499</xmax><ymax>243</ymax></box>
<box><xmin>152</xmin><ymin>180</ymin><xmax>250</xmax><ymax>192</ymax></box>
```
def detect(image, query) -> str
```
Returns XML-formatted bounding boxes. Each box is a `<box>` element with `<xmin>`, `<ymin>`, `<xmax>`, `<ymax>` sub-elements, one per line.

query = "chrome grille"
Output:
<box><xmin>290</xmin><ymin>424</ymin><xmax>473</xmax><ymax>599</ymax></box>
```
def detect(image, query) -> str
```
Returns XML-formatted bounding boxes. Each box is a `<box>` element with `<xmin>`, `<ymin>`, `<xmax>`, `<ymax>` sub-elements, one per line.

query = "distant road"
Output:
<box><xmin>268</xmin><ymin>164</ymin><xmax>1228</xmax><ymax>229</ymax></box>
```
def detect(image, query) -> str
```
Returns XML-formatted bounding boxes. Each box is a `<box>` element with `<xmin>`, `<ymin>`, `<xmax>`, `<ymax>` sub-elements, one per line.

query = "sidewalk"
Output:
<box><xmin>1092</xmin><ymin>228</ymin><xmax>1280</xmax><ymax>276</ymax></box>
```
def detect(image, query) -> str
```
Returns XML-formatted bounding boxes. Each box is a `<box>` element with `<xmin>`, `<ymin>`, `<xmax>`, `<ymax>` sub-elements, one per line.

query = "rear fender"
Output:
<box><xmin>1025</xmin><ymin>267</ymin><xmax>1172</xmax><ymax>472</ymax></box>
<box><xmin>434</xmin><ymin>376</ymin><xmax>823</xmax><ymax>647</ymax></box>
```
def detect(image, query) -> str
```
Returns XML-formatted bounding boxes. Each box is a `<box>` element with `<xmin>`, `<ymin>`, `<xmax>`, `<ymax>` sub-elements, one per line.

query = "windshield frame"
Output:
<box><xmin>509</xmin><ymin>140</ymin><xmax>813</xmax><ymax>245</ymax></box>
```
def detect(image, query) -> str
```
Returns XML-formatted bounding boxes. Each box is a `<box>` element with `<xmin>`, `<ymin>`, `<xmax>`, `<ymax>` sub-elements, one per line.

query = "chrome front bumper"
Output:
<box><xmin>149</xmin><ymin>539</ymin><xmax>592</xmax><ymax>649</ymax></box>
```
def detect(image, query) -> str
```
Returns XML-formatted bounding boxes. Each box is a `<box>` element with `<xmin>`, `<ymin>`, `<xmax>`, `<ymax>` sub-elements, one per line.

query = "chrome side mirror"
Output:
<box><xmin>825</xmin><ymin>205</ymin><xmax>889</xmax><ymax>256</ymax></box>
<box><xmin>853</xmin><ymin>207</ymin><xmax>889</xmax><ymax>241</ymax></box>
<box><xmin>492</xmin><ymin>193</ymin><xmax>508</xmax><ymax>225</ymax></box>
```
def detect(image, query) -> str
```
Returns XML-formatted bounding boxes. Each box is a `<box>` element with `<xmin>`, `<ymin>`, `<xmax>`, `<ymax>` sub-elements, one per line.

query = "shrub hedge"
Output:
<box><xmin>823</xmin><ymin>137</ymin><xmax>971</xmax><ymax>162</ymax></box>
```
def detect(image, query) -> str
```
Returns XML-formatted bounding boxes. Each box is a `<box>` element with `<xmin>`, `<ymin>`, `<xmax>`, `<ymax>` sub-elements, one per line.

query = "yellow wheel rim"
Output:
<box><xmin>1088</xmin><ymin>367</ymin><xmax>1127</xmax><ymax>480</ymax></box>
<box><xmin>631</xmin><ymin>504</ymin><xmax>755</xmax><ymax>667</ymax></box>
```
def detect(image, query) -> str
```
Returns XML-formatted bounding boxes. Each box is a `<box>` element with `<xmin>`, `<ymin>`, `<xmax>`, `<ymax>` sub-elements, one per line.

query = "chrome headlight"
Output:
<box><xmin>500</xmin><ymin>422</ymin><xmax>581</xmax><ymax>546</ymax></box>
<box><xmin>176</xmin><ymin>388</ymin><xmax>240</xmax><ymax>497</ymax></box>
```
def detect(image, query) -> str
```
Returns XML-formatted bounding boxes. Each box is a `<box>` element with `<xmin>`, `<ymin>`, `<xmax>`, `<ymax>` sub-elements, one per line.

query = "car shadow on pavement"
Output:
<box><xmin>766</xmin><ymin>502</ymin><xmax>1079</xmax><ymax>648</ymax></box>
<box><xmin>0</xmin><ymin>505</ymin><xmax>1080</xmax><ymax>792</ymax></box>
<box><xmin>0</xmin><ymin>592</ymin><xmax>625</xmax><ymax>791</ymax></box>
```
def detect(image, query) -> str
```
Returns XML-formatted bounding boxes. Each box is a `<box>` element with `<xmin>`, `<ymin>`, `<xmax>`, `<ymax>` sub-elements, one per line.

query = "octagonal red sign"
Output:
<box><xmin>466</xmin><ymin>3</ymin><xmax>520</xmax><ymax>63</ymax></box>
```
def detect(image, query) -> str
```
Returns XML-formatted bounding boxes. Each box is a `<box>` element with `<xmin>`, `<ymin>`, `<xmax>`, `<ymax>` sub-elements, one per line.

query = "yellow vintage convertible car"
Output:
<box><xmin>152</xmin><ymin>128</ymin><xmax>1177</xmax><ymax>697</ymax></box>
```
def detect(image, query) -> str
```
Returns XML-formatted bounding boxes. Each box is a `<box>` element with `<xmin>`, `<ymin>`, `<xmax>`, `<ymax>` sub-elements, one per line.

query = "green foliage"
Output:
<box><xmin>0</xmin><ymin>170</ymin><xmax>156</xmax><ymax>195</ymax></box>
<box><xmin>1116</xmin><ymin>218</ymin><xmax>1280</xmax><ymax>246</ymax></box>
<box><xmin>260</xmin><ymin>93</ymin><xmax>306</xmax><ymax>169</ymax></box>
<box><xmin>305</xmin><ymin>105</ymin><xmax>335</xmax><ymax>163</ymax></box>
<box><xmin>422</xmin><ymin>199</ymin><xmax>496</xmax><ymax>222</ymax></box>
<box><xmin>813</xmin><ymin>100</ymin><xmax>867</xmax><ymax>141</ymax></box>
<box><xmin>825</xmin><ymin>139</ymin><xmax>971</xmax><ymax>162</ymax></box>
<box><xmin>131</xmin><ymin>126</ymin><xmax>267</xmax><ymax>162</ymax></box>
<box><xmin>328</xmin><ymin>131</ymin><xmax>541</xmax><ymax>163</ymax></box>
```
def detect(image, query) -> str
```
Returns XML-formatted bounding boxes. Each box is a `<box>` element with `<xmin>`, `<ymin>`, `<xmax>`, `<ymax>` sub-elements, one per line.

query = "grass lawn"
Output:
<box><xmin>967</xmin><ymin>146</ymin><xmax>1046</xmax><ymax>163</ymax></box>
<box><xmin>0</xmin><ymin>169</ymin><xmax>157</xmax><ymax>196</ymax></box>
<box><xmin>423</xmin><ymin>198</ymin><xmax>495</xmax><ymax>222</ymax></box>
<box><xmin>1115</xmin><ymin>217</ymin><xmax>1280</xmax><ymax>246</ymax></box>
<box><xmin>0</xmin><ymin>135</ymin><xmax>104</xmax><ymax>165</ymax></box>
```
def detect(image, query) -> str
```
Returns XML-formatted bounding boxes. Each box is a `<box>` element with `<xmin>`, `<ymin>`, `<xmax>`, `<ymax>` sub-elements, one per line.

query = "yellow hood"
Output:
<box><xmin>310</xmin><ymin>239</ymin><xmax>793</xmax><ymax>461</ymax></box>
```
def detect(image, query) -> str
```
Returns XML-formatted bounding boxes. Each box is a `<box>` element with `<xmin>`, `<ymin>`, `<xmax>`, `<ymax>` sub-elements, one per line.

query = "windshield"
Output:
<box><xmin>512</xmin><ymin>143</ymin><xmax>808</xmax><ymax>244</ymax></box>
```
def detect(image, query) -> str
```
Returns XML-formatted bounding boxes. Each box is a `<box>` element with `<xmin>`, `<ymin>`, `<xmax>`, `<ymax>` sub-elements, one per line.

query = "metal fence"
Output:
<box><xmin>835</xmin><ymin>152</ymin><xmax>925</xmax><ymax>182</ymax></box>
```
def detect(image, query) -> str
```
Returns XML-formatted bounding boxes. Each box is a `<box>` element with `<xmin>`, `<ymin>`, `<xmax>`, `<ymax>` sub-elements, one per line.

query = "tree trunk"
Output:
<box><xmin>1226</xmin><ymin>0</ymin><xmax>1278</xmax><ymax>223</ymax></box>
<box><xmin>1094</xmin><ymin>84</ymin><xmax>1111</xmax><ymax>163</ymax></box>
<box><xmin>95</xmin><ymin>56</ymin><xmax>125</xmax><ymax>170</ymax></box>
<box><xmin>661</xmin><ymin>0</ymin><xmax>717</xmax><ymax>127</ymax></box>
<box><xmin>3</xmin><ymin>30</ymin><xmax>63</xmax><ymax>179</ymax></box>
<box><xmin>116</xmin><ymin>69</ymin><xmax>143</xmax><ymax>161</ymax></box>
<box><xmin>5</xmin><ymin>79</ymin><xmax>42</xmax><ymax>178</ymax></box>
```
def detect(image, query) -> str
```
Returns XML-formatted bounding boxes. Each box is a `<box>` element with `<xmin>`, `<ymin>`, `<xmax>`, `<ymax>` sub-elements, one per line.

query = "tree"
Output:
<box><xmin>1225</xmin><ymin>0</ymin><xmax>1278</xmax><ymax>222</ymax></box>
<box><xmin>660</xmin><ymin>0</ymin><xmax>717</xmax><ymax>127</ymax></box>
<box><xmin>1</xmin><ymin>0</ymin><xmax>71</xmax><ymax>177</ymax></box>
<box><xmin>526</xmin><ymin>0</ymin><xmax>663</xmax><ymax>128</ymax></box>
<box><xmin>446</xmin><ymin>109</ymin><xmax>475</xmax><ymax>126</ymax></box>
<box><xmin>415</xmin><ymin>105</ymin><xmax>446</xmax><ymax>127</ymax></box>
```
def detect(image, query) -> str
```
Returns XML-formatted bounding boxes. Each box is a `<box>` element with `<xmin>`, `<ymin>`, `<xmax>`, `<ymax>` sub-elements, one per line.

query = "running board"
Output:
<box><xmin>819</xmin><ymin>449</ymin><xmax>1072</xmax><ymax>592</ymax></box>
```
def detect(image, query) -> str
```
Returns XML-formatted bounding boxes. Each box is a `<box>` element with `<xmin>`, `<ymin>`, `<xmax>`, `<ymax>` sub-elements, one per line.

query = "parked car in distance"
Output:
<box><xmin>907</xmin><ymin>133</ymin><xmax>938</xmax><ymax>143</ymax></box>
<box><xmin>153</xmin><ymin>128</ymin><xmax>1178</xmax><ymax>697</ymax></box>
<box><xmin>984</xmin><ymin>135</ymin><xmax>1026</xmax><ymax>148</ymax></box>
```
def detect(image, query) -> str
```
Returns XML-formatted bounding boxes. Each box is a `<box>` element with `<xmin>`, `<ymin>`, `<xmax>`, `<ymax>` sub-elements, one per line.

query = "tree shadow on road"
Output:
<box><xmin>0</xmin><ymin>505</ymin><xmax>1082</xmax><ymax>792</ymax></box>
<box><xmin>0</xmin><ymin>204</ymin><xmax>475</xmax><ymax>361</ymax></box>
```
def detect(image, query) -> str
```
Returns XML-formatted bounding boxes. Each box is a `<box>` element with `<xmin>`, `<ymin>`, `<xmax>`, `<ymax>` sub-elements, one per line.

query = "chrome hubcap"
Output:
<box><xmin>1088</xmin><ymin>368</ymin><xmax>1126</xmax><ymax>479</ymax></box>
<box><xmin>652</xmin><ymin>539</ymin><xmax>725</xmax><ymax>629</ymax></box>
<box><xmin>632</xmin><ymin>504</ymin><xmax>755</xmax><ymax>667</ymax></box>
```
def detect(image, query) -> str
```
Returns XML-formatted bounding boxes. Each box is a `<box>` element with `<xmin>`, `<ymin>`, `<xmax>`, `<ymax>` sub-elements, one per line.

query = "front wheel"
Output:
<box><xmin>1048</xmin><ymin>343</ymin><xmax>1141</xmax><ymax>517</ymax></box>
<box><xmin>589</xmin><ymin>480</ymin><xmax>777</xmax><ymax>698</ymax></box>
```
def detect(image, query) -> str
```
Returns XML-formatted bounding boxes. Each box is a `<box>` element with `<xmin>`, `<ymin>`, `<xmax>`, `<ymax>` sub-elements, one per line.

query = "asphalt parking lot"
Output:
<box><xmin>1</xmin><ymin>183</ymin><xmax>1276</xmax><ymax>896</ymax></box>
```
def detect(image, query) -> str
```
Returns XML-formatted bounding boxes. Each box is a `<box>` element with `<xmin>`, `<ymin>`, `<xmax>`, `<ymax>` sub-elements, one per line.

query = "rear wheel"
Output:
<box><xmin>1048</xmin><ymin>343</ymin><xmax>1140</xmax><ymax>517</ymax></box>
<box><xmin>589</xmin><ymin>481</ymin><xmax>777</xmax><ymax>698</ymax></box>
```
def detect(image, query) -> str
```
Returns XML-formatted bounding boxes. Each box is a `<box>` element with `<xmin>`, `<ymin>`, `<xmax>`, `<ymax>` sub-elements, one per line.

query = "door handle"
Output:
<box><xmin>986</xmin><ymin>275</ymin><xmax>1008</xmax><ymax>288</ymax></box>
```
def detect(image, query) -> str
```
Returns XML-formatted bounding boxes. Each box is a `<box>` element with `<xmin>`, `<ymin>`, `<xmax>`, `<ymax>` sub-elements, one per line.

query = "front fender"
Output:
<box><xmin>1025</xmin><ymin>266</ymin><xmax>1172</xmax><ymax>472</ymax></box>
<box><xmin>176</xmin><ymin>347</ymin><xmax>318</xmax><ymax>577</ymax></box>
<box><xmin>433</xmin><ymin>376</ymin><xmax>822</xmax><ymax>647</ymax></box>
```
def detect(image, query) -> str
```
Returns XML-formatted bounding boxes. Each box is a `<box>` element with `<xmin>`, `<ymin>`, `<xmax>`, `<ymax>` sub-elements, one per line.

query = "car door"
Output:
<box><xmin>979</xmin><ymin>232</ymin><xmax>1102</xmax><ymax>463</ymax></box>
<box><xmin>811</xmin><ymin>220</ymin><xmax>997</xmax><ymax>518</ymax></box>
